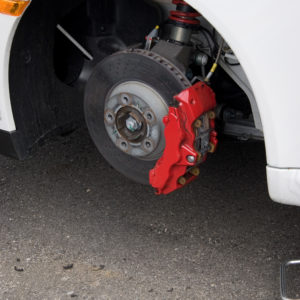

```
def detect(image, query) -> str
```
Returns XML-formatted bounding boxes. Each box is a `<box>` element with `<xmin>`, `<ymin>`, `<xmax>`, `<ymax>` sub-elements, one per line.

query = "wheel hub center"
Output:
<box><xmin>115</xmin><ymin>106</ymin><xmax>147</xmax><ymax>142</ymax></box>
<box><xmin>104</xmin><ymin>81</ymin><xmax>169</xmax><ymax>161</ymax></box>
<box><xmin>126</xmin><ymin>116</ymin><xmax>141</xmax><ymax>132</ymax></box>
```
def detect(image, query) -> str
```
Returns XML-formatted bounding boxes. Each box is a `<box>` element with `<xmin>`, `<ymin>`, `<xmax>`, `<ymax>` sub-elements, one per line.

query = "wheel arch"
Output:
<box><xmin>186</xmin><ymin>0</ymin><xmax>300</xmax><ymax>170</ymax></box>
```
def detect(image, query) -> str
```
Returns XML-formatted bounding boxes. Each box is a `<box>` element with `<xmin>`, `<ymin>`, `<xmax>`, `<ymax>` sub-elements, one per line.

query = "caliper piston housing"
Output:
<box><xmin>149</xmin><ymin>82</ymin><xmax>217</xmax><ymax>195</ymax></box>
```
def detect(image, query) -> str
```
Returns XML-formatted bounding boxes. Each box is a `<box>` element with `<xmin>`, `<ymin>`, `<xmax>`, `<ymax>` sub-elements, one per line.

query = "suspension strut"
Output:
<box><xmin>168</xmin><ymin>0</ymin><xmax>200</xmax><ymax>44</ymax></box>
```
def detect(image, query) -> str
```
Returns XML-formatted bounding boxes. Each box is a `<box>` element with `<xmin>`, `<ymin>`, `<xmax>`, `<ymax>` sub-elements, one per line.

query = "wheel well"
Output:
<box><xmin>9</xmin><ymin>0</ymin><xmax>161</xmax><ymax>158</ymax></box>
<box><xmin>9</xmin><ymin>0</ymin><xmax>262</xmax><ymax>159</ymax></box>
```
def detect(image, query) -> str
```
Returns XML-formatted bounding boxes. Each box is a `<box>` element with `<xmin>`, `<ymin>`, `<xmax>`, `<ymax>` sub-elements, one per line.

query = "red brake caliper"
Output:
<box><xmin>149</xmin><ymin>82</ymin><xmax>217</xmax><ymax>195</ymax></box>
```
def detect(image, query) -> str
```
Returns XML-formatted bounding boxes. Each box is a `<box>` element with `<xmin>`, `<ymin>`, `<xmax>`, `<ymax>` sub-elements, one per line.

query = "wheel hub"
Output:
<box><xmin>125</xmin><ymin>116</ymin><xmax>142</xmax><ymax>133</ymax></box>
<box><xmin>115</xmin><ymin>106</ymin><xmax>146</xmax><ymax>142</ymax></box>
<box><xmin>104</xmin><ymin>81</ymin><xmax>169</xmax><ymax>161</ymax></box>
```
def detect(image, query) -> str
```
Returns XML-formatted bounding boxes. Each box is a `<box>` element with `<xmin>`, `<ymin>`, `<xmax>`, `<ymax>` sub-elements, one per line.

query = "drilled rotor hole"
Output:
<box><xmin>122</xmin><ymin>96</ymin><xmax>129</xmax><ymax>104</ymax></box>
<box><xmin>145</xmin><ymin>141</ymin><xmax>151</xmax><ymax>148</ymax></box>
<box><xmin>146</xmin><ymin>113</ymin><xmax>153</xmax><ymax>121</ymax></box>
<box><xmin>121</xmin><ymin>142</ymin><xmax>127</xmax><ymax>148</ymax></box>
<box><xmin>107</xmin><ymin>114</ymin><xmax>113</xmax><ymax>121</ymax></box>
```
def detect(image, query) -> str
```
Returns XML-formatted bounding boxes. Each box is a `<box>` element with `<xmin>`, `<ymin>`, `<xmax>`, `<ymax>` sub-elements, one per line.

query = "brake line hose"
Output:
<box><xmin>204</xmin><ymin>38</ymin><xmax>224</xmax><ymax>83</ymax></box>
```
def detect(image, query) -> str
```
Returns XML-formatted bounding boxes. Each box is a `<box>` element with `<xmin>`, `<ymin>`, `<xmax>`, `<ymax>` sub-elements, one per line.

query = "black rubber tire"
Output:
<box><xmin>84</xmin><ymin>49</ymin><xmax>190</xmax><ymax>185</ymax></box>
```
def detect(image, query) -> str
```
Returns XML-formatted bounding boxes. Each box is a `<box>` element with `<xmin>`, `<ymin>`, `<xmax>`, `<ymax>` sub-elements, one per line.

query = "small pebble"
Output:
<box><xmin>61</xmin><ymin>276</ymin><xmax>69</xmax><ymax>281</ymax></box>
<box><xmin>14</xmin><ymin>266</ymin><xmax>24</xmax><ymax>272</ymax></box>
<box><xmin>63</xmin><ymin>264</ymin><xmax>74</xmax><ymax>270</ymax></box>
<box><xmin>92</xmin><ymin>264</ymin><xmax>105</xmax><ymax>271</ymax></box>
<box><xmin>67</xmin><ymin>291</ymin><xmax>78</xmax><ymax>298</ymax></box>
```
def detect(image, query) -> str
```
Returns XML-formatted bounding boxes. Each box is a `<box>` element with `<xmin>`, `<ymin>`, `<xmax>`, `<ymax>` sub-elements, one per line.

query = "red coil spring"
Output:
<box><xmin>169</xmin><ymin>0</ymin><xmax>200</xmax><ymax>26</ymax></box>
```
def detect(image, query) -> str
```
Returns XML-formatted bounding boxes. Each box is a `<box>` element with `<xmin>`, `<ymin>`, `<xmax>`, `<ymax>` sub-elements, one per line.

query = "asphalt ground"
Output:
<box><xmin>0</xmin><ymin>127</ymin><xmax>300</xmax><ymax>300</ymax></box>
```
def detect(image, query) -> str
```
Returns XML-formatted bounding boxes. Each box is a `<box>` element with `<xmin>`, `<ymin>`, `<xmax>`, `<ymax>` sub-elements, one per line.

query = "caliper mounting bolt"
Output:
<box><xmin>189</xmin><ymin>168</ymin><xmax>200</xmax><ymax>176</ymax></box>
<box><xmin>178</xmin><ymin>177</ymin><xmax>187</xmax><ymax>186</ymax></box>
<box><xmin>186</xmin><ymin>155</ymin><xmax>196</xmax><ymax>163</ymax></box>
<box><xmin>208</xmin><ymin>111</ymin><xmax>216</xmax><ymax>119</ymax></box>
<box><xmin>193</xmin><ymin>119</ymin><xmax>202</xmax><ymax>128</ymax></box>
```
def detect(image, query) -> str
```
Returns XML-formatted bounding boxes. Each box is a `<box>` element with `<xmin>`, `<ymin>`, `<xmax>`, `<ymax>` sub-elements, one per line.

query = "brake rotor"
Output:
<box><xmin>84</xmin><ymin>49</ymin><xmax>190</xmax><ymax>184</ymax></box>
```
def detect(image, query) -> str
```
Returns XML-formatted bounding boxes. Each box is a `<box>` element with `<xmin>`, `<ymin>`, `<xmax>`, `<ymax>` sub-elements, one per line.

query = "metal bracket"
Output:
<box><xmin>280</xmin><ymin>260</ymin><xmax>300</xmax><ymax>300</ymax></box>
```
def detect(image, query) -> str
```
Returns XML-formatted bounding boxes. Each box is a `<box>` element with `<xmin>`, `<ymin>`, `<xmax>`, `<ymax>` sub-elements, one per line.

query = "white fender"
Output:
<box><xmin>186</xmin><ymin>0</ymin><xmax>300</xmax><ymax>205</ymax></box>
<box><xmin>0</xmin><ymin>14</ymin><xmax>20</xmax><ymax>131</ymax></box>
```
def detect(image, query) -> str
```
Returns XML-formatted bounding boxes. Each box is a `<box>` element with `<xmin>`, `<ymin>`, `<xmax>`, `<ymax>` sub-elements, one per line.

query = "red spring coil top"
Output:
<box><xmin>172</xmin><ymin>0</ymin><xmax>189</xmax><ymax>5</ymax></box>
<box><xmin>169</xmin><ymin>0</ymin><xmax>200</xmax><ymax>26</ymax></box>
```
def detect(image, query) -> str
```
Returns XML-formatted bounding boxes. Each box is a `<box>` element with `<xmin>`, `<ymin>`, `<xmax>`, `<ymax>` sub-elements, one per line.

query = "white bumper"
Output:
<box><xmin>267</xmin><ymin>167</ymin><xmax>300</xmax><ymax>206</ymax></box>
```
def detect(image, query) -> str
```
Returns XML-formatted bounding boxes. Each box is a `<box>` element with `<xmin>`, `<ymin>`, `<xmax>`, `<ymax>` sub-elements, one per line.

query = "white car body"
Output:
<box><xmin>0</xmin><ymin>14</ymin><xmax>19</xmax><ymax>131</ymax></box>
<box><xmin>1</xmin><ymin>0</ymin><xmax>300</xmax><ymax>205</ymax></box>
